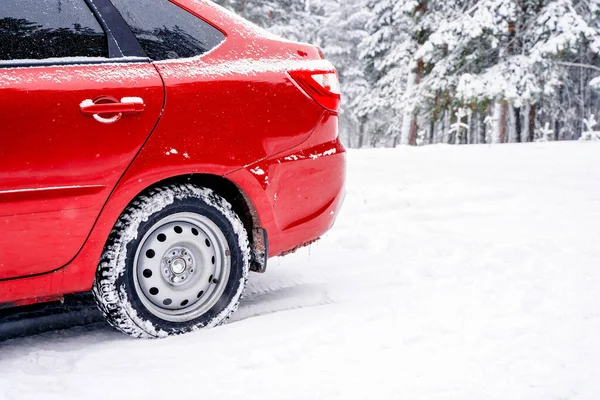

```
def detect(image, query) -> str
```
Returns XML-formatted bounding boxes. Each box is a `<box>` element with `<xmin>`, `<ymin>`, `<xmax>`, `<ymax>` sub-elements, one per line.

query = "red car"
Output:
<box><xmin>0</xmin><ymin>0</ymin><xmax>345</xmax><ymax>338</ymax></box>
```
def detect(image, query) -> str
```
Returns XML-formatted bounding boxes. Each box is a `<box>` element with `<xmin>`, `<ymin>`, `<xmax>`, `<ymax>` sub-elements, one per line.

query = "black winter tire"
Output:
<box><xmin>92</xmin><ymin>184</ymin><xmax>250</xmax><ymax>339</ymax></box>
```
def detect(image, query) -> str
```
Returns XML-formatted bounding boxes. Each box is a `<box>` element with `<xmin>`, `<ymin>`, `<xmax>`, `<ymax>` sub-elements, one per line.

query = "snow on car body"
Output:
<box><xmin>0</xmin><ymin>0</ymin><xmax>346</xmax><ymax>338</ymax></box>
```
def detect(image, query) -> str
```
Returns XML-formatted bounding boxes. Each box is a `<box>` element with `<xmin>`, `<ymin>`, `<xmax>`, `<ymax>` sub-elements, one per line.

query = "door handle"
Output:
<box><xmin>80</xmin><ymin>97</ymin><xmax>145</xmax><ymax>124</ymax></box>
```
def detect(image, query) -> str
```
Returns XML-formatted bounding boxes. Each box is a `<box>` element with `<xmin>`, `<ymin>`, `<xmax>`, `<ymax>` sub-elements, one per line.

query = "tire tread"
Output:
<box><xmin>92</xmin><ymin>184</ymin><xmax>250</xmax><ymax>339</ymax></box>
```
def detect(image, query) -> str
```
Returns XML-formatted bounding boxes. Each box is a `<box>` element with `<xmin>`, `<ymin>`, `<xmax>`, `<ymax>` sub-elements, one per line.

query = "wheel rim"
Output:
<box><xmin>133</xmin><ymin>212</ymin><xmax>231</xmax><ymax>323</ymax></box>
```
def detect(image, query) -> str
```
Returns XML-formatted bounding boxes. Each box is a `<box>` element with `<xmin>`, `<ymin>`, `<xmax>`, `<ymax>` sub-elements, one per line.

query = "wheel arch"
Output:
<box><xmin>146</xmin><ymin>174</ymin><xmax>259</xmax><ymax>233</ymax></box>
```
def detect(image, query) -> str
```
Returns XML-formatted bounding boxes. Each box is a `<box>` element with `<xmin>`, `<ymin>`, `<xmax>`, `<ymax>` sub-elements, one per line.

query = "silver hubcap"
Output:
<box><xmin>133</xmin><ymin>212</ymin><xmax>231</xmax><ymax>323</ymax></box>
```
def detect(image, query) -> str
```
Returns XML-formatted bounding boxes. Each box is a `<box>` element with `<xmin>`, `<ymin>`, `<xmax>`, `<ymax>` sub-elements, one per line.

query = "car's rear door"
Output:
<box><xmin>0</xmin><ymin>0</ymin><xmax>164</xmax><ymax>279</ymax></box>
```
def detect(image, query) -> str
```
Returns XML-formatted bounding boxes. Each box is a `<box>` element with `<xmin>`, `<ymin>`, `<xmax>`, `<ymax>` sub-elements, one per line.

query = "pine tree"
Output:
<box><xmin>360</xmin><ymin>0</ymin><xmax>427</xmax><ymax>145</ymax></box>
<box><xmin>320</xmin><ymin>0</ymin><xmax>373</xmax><ymax>147</ymax></box>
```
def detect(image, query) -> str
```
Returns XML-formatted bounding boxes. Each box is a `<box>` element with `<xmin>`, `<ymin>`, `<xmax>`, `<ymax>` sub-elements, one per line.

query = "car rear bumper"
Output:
<box><xmin>227</xmin><ymin>137</ymin><xmax>346</xmax><ymax>257</ymax></box>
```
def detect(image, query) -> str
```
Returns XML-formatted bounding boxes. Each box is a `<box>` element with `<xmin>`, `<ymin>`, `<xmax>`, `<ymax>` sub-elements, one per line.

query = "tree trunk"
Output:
<box><xmin>528</xmin><ymin>104</ymin><xmax>536</xmax><ymax>142</ymax></box>
<box><xmin>454</xmin><ymin>112</ymin><xmax>460</xmax><ymax>145</ymax></box>
<box><xmin>473</xmin><ymin>113</ymin><xmax>479</xmax><ymax>144</ymax></box>
<box><xmin>357</xmin><ymin>119</ymin><xmax>366</xmax><ymax>148</ymax></box>
<box><xmin>555</xmin><ymin>88</ymin><xmax>562</xmax><ymax>141</ymax></box>
<box><xmin>578</xmin><ymin>64</ymin><xmax>586</xmax><ymax>140</ymax></box>
<box><xmin>436</xmin><ymin>118</ymin><xmax>443</xmax><ymax>144</ymax></box>
<box><xmin>523</xmin><ymin>104</ymin><xmax>530</xmax><ymax>142</ymax></box>
<box><xmin>409</xmin><ymin>118</ymin><xmax>419</xmax><ymax>146</ymax></box>
<box><xmin>499</xmin><ymin>101</ymin><xmax>508</xmax><ymax>143</ymax></box>
<box><xmin>467</xmin><ymin>111</ymin><xmax>473</xmax><ymax>144</ymax></box>
<box><xmin>453</xmin><ymin>111</ymin><xmax>463</xmax><ymax>145</ymax></box>
<box><xmin>479</xmin><ymin>112</ymin><xmax>486</xmax><ymax>144</ymax></box>
<box><xmin>514</xmin><ymin>106</ymin><xmax>522</xmax><ymax>143</ymax></box>
<box><xmin>443</xmin><ymin>110</ymin><xmax>451</xmax><ymax>144</ymax></box>
<box><xmin>429</xmin><ymin>119</ymin><xmax>435</xmax><ymax>145</ymax></box>
<box><xmin>401</xmin><ymin>60</ymin><xmax>422</xmax><ymax>146</ymax></box>
<box><xmin>400</xmin><ymin>71</ymin><xmax>416</xmax><ymax>145</ymax></box>
<box><xmin>491</xmin><ymin>101</ymin><xmax>502</xmax><ymax>143</ymax></box>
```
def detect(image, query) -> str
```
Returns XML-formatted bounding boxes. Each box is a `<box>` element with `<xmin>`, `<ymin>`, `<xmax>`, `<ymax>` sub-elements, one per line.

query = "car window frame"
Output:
<box><xmin>107</xmin><ymin>0</ymin><xmax>227</xmax><ymax>62</ymax></box>
<box><xmin>0</xmin><ymin>0</ymin><xmax>149</xmax><ymax>69</ymax></box>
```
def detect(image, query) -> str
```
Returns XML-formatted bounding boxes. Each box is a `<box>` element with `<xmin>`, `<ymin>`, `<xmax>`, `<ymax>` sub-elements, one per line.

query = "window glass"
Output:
<box><xmin>0</xmin><ymin>0</ymin><xmax>108</xmax><ymax>61</ymax></box>
<box><xmin>110</xmin><ymin>0</ymin><xmax>225</xmax><ymax>61</ymax></box>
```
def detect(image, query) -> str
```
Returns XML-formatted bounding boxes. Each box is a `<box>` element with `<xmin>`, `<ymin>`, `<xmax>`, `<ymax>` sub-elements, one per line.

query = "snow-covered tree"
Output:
<box><xmin>359</xmin><ymin>0</ymin><xmax>431</xmax><ymax>145</ymax></box>
<box><xmin>415</xmin><ymin>0</ymin><xmax>600</xmax><ymax>143</ymax></box>
<box><xmin>319</xmin><ymin>0</ymin><xmax>373</xmax><ymax>147</ymax></box>
<box><xmin>214</xmin><ymin>0</ymin><xmax>334</xmax><ymax>44</ymax></box>
<box><xmin>536</xmin><ymin>122</ymin><xmax>555</xmax><ymax>141</ymax></box>
<box><xmin>449</xmin><ymin>108</ymin><xmax>471</xmax><ymax>144</ymax></box>
<box><xmin>214</xmin><ymin>0</ymin><xmax>283</xmax><ymax>26</ymax></box>
<box><xmin>580</xmin><ymin>113</ymin><xmax>600</xmax><ymax>140</ymax></box>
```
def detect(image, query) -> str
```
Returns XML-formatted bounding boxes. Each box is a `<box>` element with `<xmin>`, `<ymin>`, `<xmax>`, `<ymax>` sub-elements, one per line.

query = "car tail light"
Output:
<box><xmin>289</xmin><ymin>70</ymin><xmax>341</xmax><ymax>113</ymax></box>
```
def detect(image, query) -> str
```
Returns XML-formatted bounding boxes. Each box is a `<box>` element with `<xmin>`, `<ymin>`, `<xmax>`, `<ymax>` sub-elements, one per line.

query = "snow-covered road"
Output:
<box><xmin>1</xmin><ymin>142</ymin><xmax>600</xmax><ymax>400</ymax></box>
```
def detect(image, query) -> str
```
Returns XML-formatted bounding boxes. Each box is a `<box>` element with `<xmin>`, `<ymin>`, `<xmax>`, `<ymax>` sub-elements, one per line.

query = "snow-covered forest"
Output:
<box><xmin>214</xmin><ymin>0</ymin><xmax>600</xmax><ymax>147</ymax></box>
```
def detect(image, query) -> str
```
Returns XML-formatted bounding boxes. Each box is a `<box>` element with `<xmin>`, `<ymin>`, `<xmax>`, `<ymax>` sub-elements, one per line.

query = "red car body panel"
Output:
<box><xmin>0</xmin><ymin>0</ymin><xmax>345</xmax><ymax>308</ymax></box>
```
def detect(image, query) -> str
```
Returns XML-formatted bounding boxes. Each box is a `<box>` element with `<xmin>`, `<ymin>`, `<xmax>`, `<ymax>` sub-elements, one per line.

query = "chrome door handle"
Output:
<box><xmin>80</xmin><ymin>97</ymin><xmax>145</xmax><ymax>124</ymax></box>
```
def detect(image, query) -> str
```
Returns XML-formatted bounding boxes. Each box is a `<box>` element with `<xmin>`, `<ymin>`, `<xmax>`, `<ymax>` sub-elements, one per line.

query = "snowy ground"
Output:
<box><xmin>1</xmin><ymin>142</ymin><xmax>600</xmax><ymax>400</ymax></box>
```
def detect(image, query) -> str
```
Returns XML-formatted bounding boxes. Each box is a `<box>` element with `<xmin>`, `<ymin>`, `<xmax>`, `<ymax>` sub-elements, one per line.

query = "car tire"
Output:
<box><xmin>93</xmin><ymin>184</ymin><xmax>250</xmax><ymax>339</ymax></box>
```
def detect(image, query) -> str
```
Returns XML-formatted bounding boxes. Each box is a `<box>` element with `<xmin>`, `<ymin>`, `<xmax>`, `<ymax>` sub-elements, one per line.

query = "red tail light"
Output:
<box><xmin>289</xmin><ymin>70</ymin><xmax>341</xmax><ymax>113</ymax></box>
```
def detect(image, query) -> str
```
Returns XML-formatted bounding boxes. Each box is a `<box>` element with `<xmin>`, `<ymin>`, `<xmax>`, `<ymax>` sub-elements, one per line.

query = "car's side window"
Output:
<box><xmin>109</xmin><ymin>0</ymin><xmax>225</xmax><ymax>61</ymax></box>
<box><xmin>0</xmin><ymin>0</ymin><xmax>108</xmax><ymax>61</ymax></box>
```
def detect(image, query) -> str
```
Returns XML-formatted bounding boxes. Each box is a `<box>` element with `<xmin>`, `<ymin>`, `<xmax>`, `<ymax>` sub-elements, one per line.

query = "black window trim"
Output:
<box><xmin>85</xmin><ymin>0</ymin><xmax>127</xmax><ymax>58</ymax></box>
<box><xmin>0</xmin><ymin>0</ymin><xmax>150</xmax><ymax>69</ymax></box>
<box><xmin>87</xmin><ymin>0</ymin><xmax>147</xmax><ymax>58</ymax></box>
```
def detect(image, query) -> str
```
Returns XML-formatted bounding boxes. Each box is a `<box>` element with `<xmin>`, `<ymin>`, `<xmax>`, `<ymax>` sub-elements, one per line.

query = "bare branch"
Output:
<box><xmin>556</xmin><ymin>61</ymin><xmax>600</xmax><ymax>73</ymax></box>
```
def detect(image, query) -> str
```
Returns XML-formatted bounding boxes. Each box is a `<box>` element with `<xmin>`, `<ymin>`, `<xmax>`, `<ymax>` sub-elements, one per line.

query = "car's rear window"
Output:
<box><xmin>0</xmin><ymin>0</ymin><xmax>108</xmax><ymax>61</ymax></box>
<box><xmin>110</xmin><ymin>0</ymin><xmax>225</xmax><ymax>61</ymax></box>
